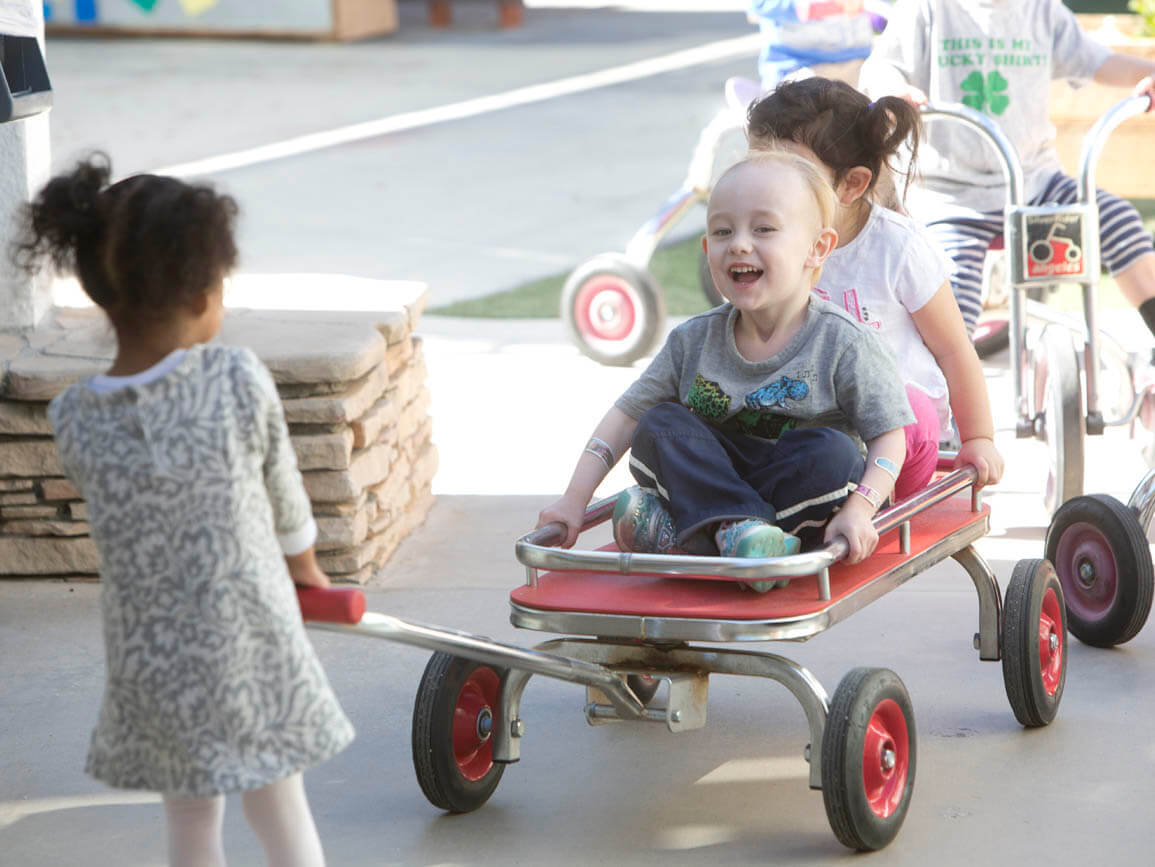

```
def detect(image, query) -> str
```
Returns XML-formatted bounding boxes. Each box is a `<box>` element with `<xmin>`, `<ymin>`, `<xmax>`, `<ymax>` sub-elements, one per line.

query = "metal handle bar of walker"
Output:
<box><xmin>516</xmin><ymin>465</ymin><xmax>980</xmax><ymax>603</ymax></box>
<box><xmin>921</xmin><ymin>95</ymin><xmax>1153</xmax><ymax>436</ymax></box>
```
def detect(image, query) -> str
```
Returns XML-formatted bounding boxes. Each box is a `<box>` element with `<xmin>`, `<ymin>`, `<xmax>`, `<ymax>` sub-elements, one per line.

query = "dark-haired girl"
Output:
<box><xmin>747</xmin><ymin>77</ymin><xmax>1002</xmax><ymax>497</ymax></box>
<box><xmin>16</xmin><ymin>156</ymin><xmax>352</xmax><ymax>867</ymax></box>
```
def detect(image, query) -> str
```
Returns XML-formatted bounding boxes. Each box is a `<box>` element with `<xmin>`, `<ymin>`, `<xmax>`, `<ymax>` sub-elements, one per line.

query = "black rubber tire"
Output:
<box><xmin>1034</xmin><ymin>325</ymin><xmax>1084</xmax><ymax>514</ymax></box>
<box><xmin>1002</xmin><ymin>559</ymin><xmax>1067</xmax><ymax>727</ymax></box>
<box><xmin>698</xmin><ymin>248</ymin><xmax>725</xmax><ymax>308</ymax></box>
<box><xmin>412</xmin><ymin>652</ymin><xmax>506</xmax><ymax>813</ymax></box>
<box><xmin>822</xmin><ymin>668</ymin><xmax>916</xmax><ymax>852</ymax></box>
<box><xmin>973</xmin><ymin>318</ymin><xmax>1010</xmax><ymax>359</ymax></box>
<box><xmin>626</xmin><ymin>674</ymin><xmax>661</xmax><ymax>706</ymax></box>
<box><xmin>1045</xmin><ymin>494</ymin><xmax>1154</xmax><ymax>647</ymax></box>
<box><xmin>561</xmin><ymin>253</ymin><xmax>666</xmax><ymax>366</ymax></box>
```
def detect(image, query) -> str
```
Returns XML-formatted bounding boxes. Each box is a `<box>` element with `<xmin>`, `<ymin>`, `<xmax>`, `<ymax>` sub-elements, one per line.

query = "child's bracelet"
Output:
<box><xmin>583</xmin><ymin>437</ymin><xmax>615</xmax><ymax>471</ymax></box>
<box><xmin>873</xmin><ymin>456</ymin><xmax>900</xmax><ymax>481</ymax></box>
<box><xmin>851</xmin><ymin>483</ymin><xmax>885</xmax><ymax>511</ymax></box>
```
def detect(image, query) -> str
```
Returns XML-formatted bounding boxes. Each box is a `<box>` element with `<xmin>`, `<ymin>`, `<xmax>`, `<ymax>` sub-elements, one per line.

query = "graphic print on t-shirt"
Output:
<box><xmin>686</xmin><ymin>372</ymin><xmax>809</xmax><ymax>441</ymax></box>
<box><xmin>938</xmin><ymin>34</ymin><xmax>1053</xmax><ymax>115</ymax></box>
<box><xmin>686</xmin><ymin>373</ymin><xmax>731</xmax><ymax>422</ymax></box>
<box><xmin>961</xmin><ymin>69</ymin><xmax>1009</xmax><ymax>114</ymax></box>
<box><xmin>813</xmin><ymin>286</ymin><xmax>881</xmax><ymax>329</ymax></box>
<box><xmin>745</xmin><ymin>376</ymin><xmax>809</xmax><ymax>410</ymax></box>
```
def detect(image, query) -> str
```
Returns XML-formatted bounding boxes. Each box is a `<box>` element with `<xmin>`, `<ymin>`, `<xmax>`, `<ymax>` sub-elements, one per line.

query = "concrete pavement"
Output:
<box><xmin>4</xmin><ymin>312</ymin><xmax>1155</xmax><ymax>865</ymax></box>
<box><xmin>45</xmin><ymin>3</ymin><xmax>757</xmax><ymax>305</ymax></box>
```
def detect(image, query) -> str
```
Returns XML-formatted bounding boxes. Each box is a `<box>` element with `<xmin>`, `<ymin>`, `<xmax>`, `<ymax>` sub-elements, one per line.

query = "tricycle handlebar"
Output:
<box><xmin>1078</xmin><ymin>93</ymin><xmax>1152</xmax><ymax>203</ymax></box>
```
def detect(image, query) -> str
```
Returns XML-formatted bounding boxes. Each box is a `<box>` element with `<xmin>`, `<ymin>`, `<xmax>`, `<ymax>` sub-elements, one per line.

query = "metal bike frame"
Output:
<box><xmin>923</xmin><ymin>96</ymin><xmax>1151</xmax><ymax>439</ymax></box>
<box><xmin>623</xmin><ymin>105</ymin><xmax>744</xmax><ymax>268</ymax></box>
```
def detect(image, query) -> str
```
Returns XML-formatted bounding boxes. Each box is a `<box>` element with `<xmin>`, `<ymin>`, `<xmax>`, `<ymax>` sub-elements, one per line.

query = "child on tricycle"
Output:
<box><xmin>859</xmin><ymin>0</ymin><xmax>1155</xmax><ymax>339</ymax></box>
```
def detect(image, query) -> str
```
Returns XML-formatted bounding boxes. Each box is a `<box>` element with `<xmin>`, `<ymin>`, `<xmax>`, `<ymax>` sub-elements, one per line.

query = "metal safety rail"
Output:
<box><xmin>517</xmin><ymin>466</ymin><xmax>983</xmax><ymax>602</ymax></box>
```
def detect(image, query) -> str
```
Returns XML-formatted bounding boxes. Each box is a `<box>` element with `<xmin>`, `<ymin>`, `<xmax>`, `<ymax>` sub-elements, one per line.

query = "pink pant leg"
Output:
<box><xmin>894</xmin><ymin>385</ymin><xmax>940</xmax><ymax>502</ymax></box>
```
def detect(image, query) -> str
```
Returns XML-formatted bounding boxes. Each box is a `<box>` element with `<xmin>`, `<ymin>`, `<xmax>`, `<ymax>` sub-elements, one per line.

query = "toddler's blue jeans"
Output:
<box><xmin>627</xmin><ymin>402</ymin><xmax>864</xmax><ymax>547</ymax></box>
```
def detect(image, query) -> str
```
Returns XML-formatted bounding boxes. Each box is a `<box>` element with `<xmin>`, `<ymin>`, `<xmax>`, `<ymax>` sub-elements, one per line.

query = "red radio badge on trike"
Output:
<box><xmin>1025</xmin><ymin>214</ymin><xmax>1086</xmax><ymax>279</ymax></box>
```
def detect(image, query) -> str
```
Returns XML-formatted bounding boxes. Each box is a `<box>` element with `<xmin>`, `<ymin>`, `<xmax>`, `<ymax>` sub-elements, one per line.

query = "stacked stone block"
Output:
<box><xmin>0</xmin><ymin>290</ymin><xmax>435</xmax><ymax>583</ymax></box>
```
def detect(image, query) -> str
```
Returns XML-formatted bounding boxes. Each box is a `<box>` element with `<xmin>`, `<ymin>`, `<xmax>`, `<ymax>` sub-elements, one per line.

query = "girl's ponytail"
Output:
<box><xmin>747</xmin><ymin>78</ymin><xmax>922</xmax><ymax>207</ymax></box>
<box><xmin>862</xmin><ymin>95</ymin><xmax>921</xmax><ymax>201</ymax></box>
<box><xmin>13</xmin><ymin>155</ymin><xmax>238</xmax><ymax>319</ymax></box>
<box><xmin>14</xmin><ymin>154</ymin><xmax>110</xmax><ymax>277</ymax></box>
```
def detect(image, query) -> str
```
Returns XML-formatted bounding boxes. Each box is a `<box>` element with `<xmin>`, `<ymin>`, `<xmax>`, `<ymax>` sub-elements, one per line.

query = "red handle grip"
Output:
<box><xmin>296</xmin><ymin>586</ymin><xmax>366</xmax><ymax>624</ymax></box>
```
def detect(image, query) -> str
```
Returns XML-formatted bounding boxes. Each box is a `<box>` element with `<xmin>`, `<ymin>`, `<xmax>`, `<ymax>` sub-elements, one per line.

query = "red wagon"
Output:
<box><xmin>301</xmin><ymin>467</ymin><xmax>1066</xmax><ymax>852</ymax></box>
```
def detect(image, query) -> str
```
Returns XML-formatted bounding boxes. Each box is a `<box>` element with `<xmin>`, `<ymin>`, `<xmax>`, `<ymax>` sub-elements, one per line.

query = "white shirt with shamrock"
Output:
<box><xmin>859</xmin><ymin>0</ymin><xmax>1110</xmax><ymax>217</ymax></box>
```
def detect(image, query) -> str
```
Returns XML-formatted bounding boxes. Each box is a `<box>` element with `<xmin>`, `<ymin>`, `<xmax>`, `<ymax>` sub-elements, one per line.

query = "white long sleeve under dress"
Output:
<box><xmin>48</xmin><ymin>344</ymin><xmax>354</xmax><ymax>798</ymax></box>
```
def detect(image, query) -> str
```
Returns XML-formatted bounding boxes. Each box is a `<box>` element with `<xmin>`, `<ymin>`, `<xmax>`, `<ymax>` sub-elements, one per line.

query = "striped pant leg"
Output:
<box><xmin>926</xmin><ymin>216</ymin><xmax>1005</xmax><ymax>335</ymax></box>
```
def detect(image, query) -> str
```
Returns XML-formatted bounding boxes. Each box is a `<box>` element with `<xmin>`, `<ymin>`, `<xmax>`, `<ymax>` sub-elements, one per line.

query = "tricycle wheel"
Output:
<box><xmin>821</xmin><ymin>667</ymin><xmax>915</xmax><ymax>852</ymax></box>
<box><xmin>1033</xmin><ymin>325</ymin><xmax>1084</xmax><ymax>514</ymax></box>
<box><xmin>562</xmin><ymin>253</ymin><xmax>665</xmax><ymax>366</ymax></box>
<box><xmin>412</xmin><ymin>652</ymin><xmax>506</xmax><ymax>813</ymax></box>
<box><xmin>1044</xmin><ymin>494</ymin><xmax>1154</xmax><ymax>647</ymax></box>
<box><xmin>626</xmin><ymin>673</ymin><xmax>661</xmax><ymax>706</ymax></box>
<box><xmin>972</xmin><ymin>318</ymin><xmax>1010</xmax><ymax>359</ymax></box>
<box><xmin>698</xmin><ymin>249</ymin><xmax>725</xmax><ymax>308</ymax></box>
<box><xmin>1001</xmin><ymin>559</ymin><xmax>1067</xmax><ymax>727</ymax></box>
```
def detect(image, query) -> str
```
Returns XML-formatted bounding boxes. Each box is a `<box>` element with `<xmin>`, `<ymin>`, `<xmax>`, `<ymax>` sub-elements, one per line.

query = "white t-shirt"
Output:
<box><xmin>815</xmin><ymin>202</ymin><xmax>953</xmax><ymax>435</ymax></box>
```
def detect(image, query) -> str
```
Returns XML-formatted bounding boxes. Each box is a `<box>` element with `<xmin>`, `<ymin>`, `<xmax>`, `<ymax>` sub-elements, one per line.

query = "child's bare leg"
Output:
<box><xmin>163</xmin><ymin>793</ymin><xmax>227</xmax><ymax>867</ymax></box>
<box><xmin>241</xmin><ymin>773</ymin><xmax>325</xmax><ymax>867</ymax></box>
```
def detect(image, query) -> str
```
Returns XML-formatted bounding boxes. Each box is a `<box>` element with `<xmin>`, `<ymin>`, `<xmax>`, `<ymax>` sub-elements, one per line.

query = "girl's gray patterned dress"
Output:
<box><xmin>49</xmin><ymin>344</ymin><xmax>355</xmax><ymax>797</ymax></box>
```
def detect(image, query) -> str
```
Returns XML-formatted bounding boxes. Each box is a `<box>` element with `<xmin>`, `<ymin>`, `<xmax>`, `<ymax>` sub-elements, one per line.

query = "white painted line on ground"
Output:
<box><xmin>153</xmin><ymin>34</ymin><xmax>761</xmax><ymax>178</ymax></box>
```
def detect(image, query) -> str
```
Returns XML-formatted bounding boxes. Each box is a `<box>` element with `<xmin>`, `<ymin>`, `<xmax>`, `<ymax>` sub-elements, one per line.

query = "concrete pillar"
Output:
<box><xmin>0</xmin><ymin>1</ymin><xmax>51</xmax><ymax>334</ymax></box>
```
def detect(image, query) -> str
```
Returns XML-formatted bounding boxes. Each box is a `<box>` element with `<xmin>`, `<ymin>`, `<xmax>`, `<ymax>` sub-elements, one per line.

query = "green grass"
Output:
<box><xmin>428</xmin><ymin>199</ymin><xmax>1155</xmax><ymax>319</ymax></box>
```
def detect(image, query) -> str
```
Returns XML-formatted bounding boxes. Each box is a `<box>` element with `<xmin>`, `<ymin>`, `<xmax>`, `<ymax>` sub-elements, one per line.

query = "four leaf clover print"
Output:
<box><xmin>960</xmin><ymin>70</ymin><xmax>1010</xmax><ymax>115</ymax></box>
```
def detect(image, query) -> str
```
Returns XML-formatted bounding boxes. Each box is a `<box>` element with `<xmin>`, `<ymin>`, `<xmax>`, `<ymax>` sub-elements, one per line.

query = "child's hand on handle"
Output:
<box><xmin>285</xmin><ymin>547</ymin><xmax>331</xmax><ymax>589</ymax></box>
<box><xmin>537</xmin><ymin>494</ymin><xmax>588</xmax><ymax>549</ymax></box>
<box><xmin>895</xmin><ymin>84</ymin><xmax>929</xmax><ymax>107</ymax></box>
<box><xmin>541</xmin><ymin>407</ymin><xmax>639</xmax><ymax>550</ymax></box>
<box><xmin>954</xmin><ymin>436</ymin><xmax>1004</xmax><ymax>489</ymax></box>
<box><xmin>1133</xmin><ymin>75</ymin><xmax>1155</xmax><ymax>110</ymax></box>
<box><xmin>823</xmin><ymin>496</ymin><xmax>879</xmax><ymax>564</ymax></box>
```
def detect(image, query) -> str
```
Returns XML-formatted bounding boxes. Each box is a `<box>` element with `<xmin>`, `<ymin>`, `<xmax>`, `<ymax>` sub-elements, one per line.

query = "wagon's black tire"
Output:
<box><xmin>1045</xmin><ymin>494</ymin><xmax>1154</xmax><ymax>647</ymax></box>
<box><xmin>561</xmin><ymin>253</ymin><xmax>666</xmax><ymax>366</ymax></box>
<box><xmin>412</xmin><ymin>652</ymin><xmax>507</xmax><ymax>813</ymax></box>
<box><xmin>626</xmin><ymin>674</ymin><xmax>661</xmax><ymax>706</ymax></box>
<box><xmin>698</xmin><ymin>249</ymin><xmax>725</xmax><ymax>308</ymax></box>
<box><xmin>1002</xmin><ymin>559</ymin><xmax>1067</xmax><ymax>727</ymax></box>
<box><xmin>821</xmin><ymin>667</ymin><xmax>916</xmax><ymax>852</ymax></box>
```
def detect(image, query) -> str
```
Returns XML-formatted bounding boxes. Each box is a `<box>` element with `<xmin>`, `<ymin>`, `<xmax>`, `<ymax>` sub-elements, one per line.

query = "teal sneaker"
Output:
<box><xmin>714</xmin><ymin>519</ymin><xmax>800</xmax><ymax>592</ymax></box>
<box><xmin>612</xmin><ymin>486</ymin><xmax>682</xmax><ymax>554</ymax></box>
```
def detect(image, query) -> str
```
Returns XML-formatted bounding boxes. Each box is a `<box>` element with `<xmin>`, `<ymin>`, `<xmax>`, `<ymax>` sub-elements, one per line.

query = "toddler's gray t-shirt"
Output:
<box><xmin>616</xmin><ymin>298</ymin><xmax>915</xmax><ymax>452</ymax></box>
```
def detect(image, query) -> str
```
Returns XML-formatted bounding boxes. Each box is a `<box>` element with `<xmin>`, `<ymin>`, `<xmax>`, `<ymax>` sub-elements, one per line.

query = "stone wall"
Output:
<box><xmin>0</xmin><ymin>290</ymin><xmax>435</xmax><ymax>583</ymax></box>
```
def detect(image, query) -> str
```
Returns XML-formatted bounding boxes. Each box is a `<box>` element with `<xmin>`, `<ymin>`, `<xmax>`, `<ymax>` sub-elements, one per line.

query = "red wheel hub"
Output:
<box><xmin>1054</xmin><ymin>521</ymin><xmax>1117</xmax><ymax>621</ymax></box>
<box><xmin>861</xmin><ymin>698</ymin><xmax>909</xmax><ymax>818</ymax></box>
<box><xmin>1037</xmin><ymin>586</ymin><xmax>1064</xmax><ymax>695</ymax></box>
<box><xmin>452</xmin><ymin>666</ymin><xmax>500</xmax><ymax>781</ymax></box>
<box><xmin>573</xmin><ymin>276</ymin><xmax>638</xmax><ymax>342</ymax></box>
